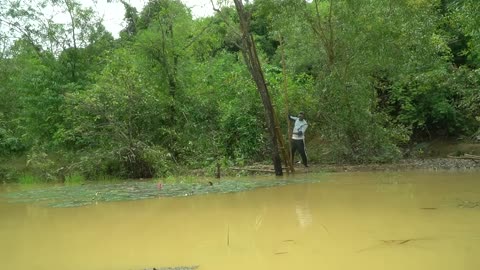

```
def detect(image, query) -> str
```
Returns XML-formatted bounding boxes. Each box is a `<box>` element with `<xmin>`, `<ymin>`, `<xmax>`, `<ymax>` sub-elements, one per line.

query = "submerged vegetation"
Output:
<box><xmin>3</xmin><ymin>176</ymin><xmax>325</xmax><ymax>207</ymax></box>
<box><xmin>0</xmin><ymin>0</ymin><xmax>479</xmax><ymax>182</ymax></box>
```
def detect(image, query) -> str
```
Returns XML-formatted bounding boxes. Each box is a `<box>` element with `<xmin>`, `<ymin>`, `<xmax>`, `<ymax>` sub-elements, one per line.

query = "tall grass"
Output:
<box><xmin>64</xmin><ymin>173</ymin><xmax>86</xmax><ymax>185</ymax></box>
<box><xmin>18</xmin><ymin>174</ymin><xmax>43</xmax><ymax>184</ymax></box>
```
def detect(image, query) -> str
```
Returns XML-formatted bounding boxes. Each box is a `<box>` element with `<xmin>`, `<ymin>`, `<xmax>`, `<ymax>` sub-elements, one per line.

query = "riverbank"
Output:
<box><xmin>214</xmin><ymin>157</ymin><xmax>480</xmax><ymax>177</ymax></box>
<box><xmin>2</xmin><ymin>141</ymin><xmax>479</xmax><ymax>183</ymax></box>
<box><xmin>317</xmin><ymin>157</ymin><xmax>480</xmax><ymax>172</ymax></box>
<box><xmin>218</xmin><ymin>140</ymin><xmax>480</xmax><ymax>176</ymax></box>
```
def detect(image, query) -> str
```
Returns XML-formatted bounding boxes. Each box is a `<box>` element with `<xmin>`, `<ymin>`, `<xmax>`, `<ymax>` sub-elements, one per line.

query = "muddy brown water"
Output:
<box><xmin>1</xmin><ymin>171</ymin><xmax>480</xmax><ymax>270</ymax></box>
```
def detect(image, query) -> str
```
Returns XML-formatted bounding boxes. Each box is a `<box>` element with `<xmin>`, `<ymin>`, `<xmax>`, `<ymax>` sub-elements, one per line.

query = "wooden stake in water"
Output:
<box><xmin>227</xmin><ymin>225</ymin><xmax>230</xmax><ymax>246</ymax></box>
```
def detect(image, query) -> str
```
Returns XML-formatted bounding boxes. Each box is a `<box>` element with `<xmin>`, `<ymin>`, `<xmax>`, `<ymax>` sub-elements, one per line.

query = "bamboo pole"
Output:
<box><xmin>273</xmin><ymin>105</ymin><xmax>292</xmax><ymax>173</ymax></box>
<box><xmin>233</xmin><ymin>0</ymin><xmax>283</xmax><ymax>176</ymax></box>
<box><xmin>280</xmin><ymin>36</ymin><xmax>295</xmax><ymax>173</ymax></box>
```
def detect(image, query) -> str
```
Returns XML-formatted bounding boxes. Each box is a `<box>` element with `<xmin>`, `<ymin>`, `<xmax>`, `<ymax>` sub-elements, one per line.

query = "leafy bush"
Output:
<box><xmin>0</xmin><ymin>127</ymin><xmax>25</xmax><ymax>156</ymax></box>
<box><xmin>388</xmin><ymin>67</ymin><xmax>479</xmax><ymax>138</ymax></box>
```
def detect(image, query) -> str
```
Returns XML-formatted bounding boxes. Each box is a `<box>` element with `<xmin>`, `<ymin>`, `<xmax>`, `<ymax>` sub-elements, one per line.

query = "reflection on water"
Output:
<box><xmin>1</xmin><ymin>171</ymin><xmax>480</xmax><ymax>270</ymax></box>
<box><xmin>295</xmin><ymin>203</ymin><xmax>312</xmax><ymax>228</ymax></box>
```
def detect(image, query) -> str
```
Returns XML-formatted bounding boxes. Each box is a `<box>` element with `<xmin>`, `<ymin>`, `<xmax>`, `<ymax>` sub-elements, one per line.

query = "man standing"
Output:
<box><xmin>290</xmin><ymin>111</ymin><xmax>308</xmax><ymax>167</ymax></box>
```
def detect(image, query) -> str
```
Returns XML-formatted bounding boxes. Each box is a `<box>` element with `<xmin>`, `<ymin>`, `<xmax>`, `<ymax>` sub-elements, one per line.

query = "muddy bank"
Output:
<box><xmin>218</xmin><ymin>141</ymin><xmax>480</xmax><ymax>175</ymax></box>
<box><xmin>222</xmin><ymin>157</ymin><xmax>480</xmax><ymax>176</ymax></box>
<box><xmin>319</xmin><ymin>157</ymin><xmax>480</xmax><ymax>173</ymax></box>
<box><xmin>314</xmin><ymin>140</ymin><xmax>480</xmax><ymax>173</ymax></box>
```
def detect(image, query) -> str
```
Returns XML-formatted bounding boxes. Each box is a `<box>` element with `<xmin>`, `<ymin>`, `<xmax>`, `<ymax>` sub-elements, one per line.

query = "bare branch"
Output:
<box><xmin>209</xmin><ymin>0</ymin><xmax>242</xmax><ymax>39</ymax></box>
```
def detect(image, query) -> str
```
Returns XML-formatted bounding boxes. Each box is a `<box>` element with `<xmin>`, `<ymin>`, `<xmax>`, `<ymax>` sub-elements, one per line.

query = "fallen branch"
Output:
<box><xmin>230</xmin><ymin>167</ymin><xmax>276</xmax><ymax>173</ymax></box>
<box><xmin>465</xmin><ymin>154</ymin><xmax>480</xmax><ymax>160</ymax></box>
<box><xmin>230</xmin><ymin>166</ymin><xmax>294</xmax><ymax>173</ymax></box>
<box><xmin>447</xmin><ymin>154</ymin><xmax>480</xmax><ymax>160</ymax></box>
<box><xmin>381</xmin><ymin>239</ymin><xmax>411</xmax><ymax>245</ymax></box>
<box><xmin>357</xmin><ymin>237</ymin><xmax>432</xmax><ymax>253</ymax></box>
<box><xmin>144</xmin><ymin>266</ymin><xmax>198</xmax><ymax>270</ymax></box>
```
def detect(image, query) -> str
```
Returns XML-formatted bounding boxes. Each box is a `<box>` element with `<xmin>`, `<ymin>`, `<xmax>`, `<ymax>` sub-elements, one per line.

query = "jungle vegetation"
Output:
<box><xmin>0</xmin><ymin>0</ymin><xmax>478</xmax><ymax>181</ymax></box>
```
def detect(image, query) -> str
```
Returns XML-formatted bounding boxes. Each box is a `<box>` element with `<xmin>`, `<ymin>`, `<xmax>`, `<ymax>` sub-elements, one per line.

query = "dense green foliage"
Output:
<box><xmin>0</xmin><ymin>0</ymin><xmax>479</xmax><ymax>181</ymax></box>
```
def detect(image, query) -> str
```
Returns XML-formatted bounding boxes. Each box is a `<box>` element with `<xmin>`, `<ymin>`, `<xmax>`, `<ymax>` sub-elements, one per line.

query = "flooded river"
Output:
<box><xmin>1</xmin><ymin>171</ymin><xmax>480</xmax><ymax>270</ymax></box>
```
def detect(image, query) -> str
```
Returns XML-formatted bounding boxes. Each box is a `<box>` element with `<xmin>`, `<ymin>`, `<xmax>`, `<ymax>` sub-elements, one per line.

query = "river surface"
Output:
<box><xmin>1</xmin><ymin>171</ymin><xmax>480</xmax><ymax>270</ymax></box>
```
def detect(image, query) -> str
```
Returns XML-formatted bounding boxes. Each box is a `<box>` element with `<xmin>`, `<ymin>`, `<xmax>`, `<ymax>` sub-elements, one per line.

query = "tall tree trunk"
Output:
<box><xmin>65</xmin><ymin>0</ymin><xmax>77</xmax><ymax>82</ymax></box>
<box><xmin>233</xmin><ymin>0</ymin><xmax>283</xmax><ymax>176</ymax></box>
<box><xmin>304</xmin><ymin>0</ymin><xmax>336</xmax><ymax>69</ymax></box>
<box><xmin>156</xmin><ymin>13</ymin><xmax>178</xmax><ymax>158</ymax></box>
<box><xmin>167</xmin><ymin>23</ymin><xmax>177</xmax><ymax>125</ymax></box>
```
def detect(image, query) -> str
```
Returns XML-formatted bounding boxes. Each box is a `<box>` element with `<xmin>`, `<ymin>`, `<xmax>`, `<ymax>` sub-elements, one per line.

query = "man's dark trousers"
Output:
<box><xmin>291</xmin><ymin>139</ymin><xmax>307</xmax><ymax>166</ymax></box>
